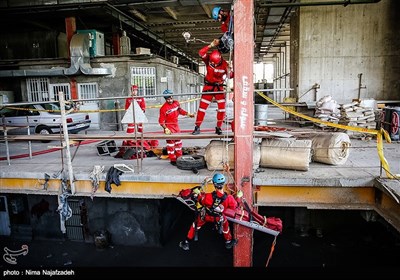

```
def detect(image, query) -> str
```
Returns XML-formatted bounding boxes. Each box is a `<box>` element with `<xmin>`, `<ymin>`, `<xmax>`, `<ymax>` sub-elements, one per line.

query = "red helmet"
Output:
<box><xmin>131</xmin><ymin>85</ymin><xmax>138</xmax><ymax>90</ymax></box>
<box><xmin>209</xmin><ymin>50</ymin><xmax>222</xmax><ymax>66</ymax></box>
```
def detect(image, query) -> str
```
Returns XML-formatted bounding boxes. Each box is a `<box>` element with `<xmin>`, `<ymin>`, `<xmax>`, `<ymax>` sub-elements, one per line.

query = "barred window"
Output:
<box><xmin>131</xmin><ymin>67</ymin><xmax>156</xmax><ymax>100</ymax></box>
<box><xmin>26</xmin><ymin>78</ymin><xmax>50</xmax><ymax>102</ymax></box>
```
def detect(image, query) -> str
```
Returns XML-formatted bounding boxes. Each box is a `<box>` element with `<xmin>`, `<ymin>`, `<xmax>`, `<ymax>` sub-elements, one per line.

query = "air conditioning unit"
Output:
<box><xmin>171</xmin><ymin>56</ymin><xmax>179</xmax><ymax>64</ymax></box>
<box><xmin>76</xmin><ymin>29</ymin><xmax>105</xmax><ymax>57</ymax></box>
<box><xmin>0</xmin><ymin>91</ymin><xmax>14</xmax><ymax>105</ymax></box>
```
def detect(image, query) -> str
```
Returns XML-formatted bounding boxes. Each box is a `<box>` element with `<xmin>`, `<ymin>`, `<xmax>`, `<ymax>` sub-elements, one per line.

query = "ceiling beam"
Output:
<box><xmin>129</xmin><ymin>8</ymin><xmax>147</xmax><ymax>22</ymax></box>
<box><xmin>200</xmin><ymin>3</ymin><xmax>212</xmax><ymax>18</ymax></box>
<box><xmin>163</xmin><ymin>7</ymin><xmax>178</xmax><ymax>20</ymax></box>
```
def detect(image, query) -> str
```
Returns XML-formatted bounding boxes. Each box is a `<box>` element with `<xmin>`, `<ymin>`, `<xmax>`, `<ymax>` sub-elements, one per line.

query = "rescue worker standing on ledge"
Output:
<box><xmin>179</xmin><ymin>173</ymin><xmax>240</xmax><ymax>251</ymax></box>
<box><xmin>192</xmin><ymin>40</ymin><xmax>233</xmax><ymax>135</ymax></box>
<box><xmin>125</xmin><ymin>85</ymin><xmax>146</xmax><ymax>133</ymax></box>
<box><xmin>212</xmin><ymin>6</ymin><xmax>231</xmax><ymax>33</ymax></box>
<box><xmin>159</xmin><ymin>89</ymin><xmax>194</xmax><ymax>165</ymax></box>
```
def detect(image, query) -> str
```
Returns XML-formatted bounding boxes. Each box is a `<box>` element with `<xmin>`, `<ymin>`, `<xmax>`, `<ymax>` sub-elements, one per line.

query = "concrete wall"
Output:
<box><xmin>6</xmin><ymin>193</ymin><xmax>183</xmax><ymax>247</ymax></box>
<box><xmin>87</xmin><ymin>197</ymin><xmax>162</xmax><ymax>247</ymax></box>
<box><xmin>295</xmin><ymin>0</ymin><xmax>400</xmax><ymax>103</ymax></box>
<box><xmin>92</xmin><ymin>56</ymin><xmax>202</xmax><ymax>130</ymax></box>
<box><xmin>5</xmin><ymin>55</ymin><xmax>203</xmax><ymax>130</ymax></box>
<box><xmin>29</xmin><ymin>195</ymin><xmax>63</xmax><ymax>240</ymax></box>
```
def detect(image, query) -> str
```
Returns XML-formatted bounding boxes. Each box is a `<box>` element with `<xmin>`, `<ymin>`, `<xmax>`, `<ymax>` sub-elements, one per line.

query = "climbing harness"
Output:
<box><xmin>217</xmin><ymin>6</ymin><xmax>234</xmax><ymax>54</ymax></box>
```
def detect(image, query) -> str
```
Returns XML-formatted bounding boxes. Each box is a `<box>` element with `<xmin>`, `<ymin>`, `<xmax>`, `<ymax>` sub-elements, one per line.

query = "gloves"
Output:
<box><xmin>187</xmin><ymin>113</ymin><xmax>195</xmax><ymax>118</ymax></box>
<box><xmin>192</xmin><ymin>187</ymin><xmax>201</xmax><ymax>195</ymax></box>
<box><xmin>209</xmin><ymin>39</ymin><xmax>220</xmax><ymax>48</ymax></box>
<box><xmin>236</xmin><ymin>190</ymin><xmax>243</xmax><ymax>198</ymax></box>
<box><xmin>214</xmin><ymin>205</ymin><xmax>224</xmax><ymax>213</ymax></box>
<box><xmin>164</xmin><ymin>127</ymin><xmax>171</xmax><ymax>135</ymax></box>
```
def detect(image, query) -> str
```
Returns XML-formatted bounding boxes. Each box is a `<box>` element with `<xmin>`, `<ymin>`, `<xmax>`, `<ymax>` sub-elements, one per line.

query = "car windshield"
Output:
<box><xmin>40</xmin><ymin>103</ymin><xmax>60</xmax><ymax>114</ymax></box>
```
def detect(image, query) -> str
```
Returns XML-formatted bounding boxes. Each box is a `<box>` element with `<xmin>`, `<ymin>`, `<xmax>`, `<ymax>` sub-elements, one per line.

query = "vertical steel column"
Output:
<box><xmin>65</xmin><ymin>17</ymin><xmax>76</xmax><ymax>59</ymax></box>
<box><xmin>70</xmin><ymin>78</ymin><xmax>77</xmax><ymax>100</ymax></box>
<box><xmin>233</xmin><ymin>0</ymin><xmax>254</xmax><ymax>267</ymax></box>
<box><xmin>112</xmin><ymin>26</ymin><xmax>121</xmax><ymax>55</ymax></box>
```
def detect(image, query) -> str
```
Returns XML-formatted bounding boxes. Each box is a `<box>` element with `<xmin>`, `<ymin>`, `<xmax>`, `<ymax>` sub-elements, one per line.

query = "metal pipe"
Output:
<box><xmin>26</xmin><ymin>116</ymin><xmax>32</xmax><ymax>159</ymax></box>
<box><xmin>2</xmin><ymin>116</ymin><xmax>10</xmax><ymax>165</ymax></box>
<box><xmin>260</xmin><ymin>0</ymin><xmax>381</xmax><ymax>8</ymax></box>
<box><xmin>59</xmin><ymin>92</ymin><xmax>75</xmax><ymax>195</ymax></box>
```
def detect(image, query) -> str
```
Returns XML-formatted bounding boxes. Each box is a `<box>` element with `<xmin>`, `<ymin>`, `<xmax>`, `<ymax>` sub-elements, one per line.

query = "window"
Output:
<box><xmin>49</xmin><ymin>83</ymin><xmax>71</xmax><ymax>101</ymax></box>
<box><xmin>78</xmin><ymin>83</ymin><xmax>98</xmax><ymax>103</ymax></box>
<box><xmin>26</xmin><ymin>78</ymin><xmax>50</xmax><ymax>102</ymax></box>
<box><xmin>131</xmin><ymin>67</ymin><xmax>156</xmax><ymax>99</ymax></box>
<box><xmin>26</xmin><ymin>79</ymin><xmax>71</xmax><ymax>102</ymax></box>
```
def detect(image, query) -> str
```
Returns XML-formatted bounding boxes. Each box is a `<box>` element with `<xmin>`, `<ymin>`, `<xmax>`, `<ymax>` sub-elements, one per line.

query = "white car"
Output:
<box><xmin>0</xmin><ymin>103</ymin><xmax>91</xmax><ymax>140</ymax></box>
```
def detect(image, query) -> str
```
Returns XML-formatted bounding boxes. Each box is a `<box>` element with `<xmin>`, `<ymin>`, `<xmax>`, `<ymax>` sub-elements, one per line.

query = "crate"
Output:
<box><xmin>136</xmin><ymin>47</ymin><xmax>151</xmax><ymax>55</ymax></box>
<box><xmin>96</xmin><ymin>140</ymin><xmax>117</xmax><ymax>156</ymax></box>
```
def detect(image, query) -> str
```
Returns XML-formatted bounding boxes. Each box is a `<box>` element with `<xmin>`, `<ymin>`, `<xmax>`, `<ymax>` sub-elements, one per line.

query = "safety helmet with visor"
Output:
<box><xmin>209</xmin><ymin>50</ymin><xmax>222</xmax><ymax>67</ymax></box>
<box><xmin>163</xmin><ymin>89</ymin><xmax>173</xmax><ymax>100</ymax></box>
<box><xmin>212</xmin><ymin>173</ymin><xmax>226</xmax><ymax>189</ymax></box>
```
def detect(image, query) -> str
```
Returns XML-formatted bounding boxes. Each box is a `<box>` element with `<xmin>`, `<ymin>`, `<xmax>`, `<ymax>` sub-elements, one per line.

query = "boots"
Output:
<box><xmin>192</xmin><ymin>125</ymin><xmax>200</xmax><ymax>135</ymax></box>
<box><xmin>225</xmin><ymin>239</ymin><xmax>238</xmax><ymax>249</ymax></box>
<box><xmin>179</xmin><ymin>240</ymin><xmax>190</xmax><ymax>251</ymax></box>
<box><xmin>215</xmin><ymin>127</ymin><xmax>222</xmax><ymax>135</ymax></box>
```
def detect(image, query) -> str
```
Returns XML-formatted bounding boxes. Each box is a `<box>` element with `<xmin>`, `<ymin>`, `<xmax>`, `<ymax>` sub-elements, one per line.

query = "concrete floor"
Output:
<box><xmin>1</xmin><ymin>104</ymin><xmax>399</xmax><ymax>189</ymax></box>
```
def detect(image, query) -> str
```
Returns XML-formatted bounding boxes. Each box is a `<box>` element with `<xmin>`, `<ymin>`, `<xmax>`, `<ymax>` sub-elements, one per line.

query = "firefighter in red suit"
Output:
<box><xmin>159</xmin><ymin>89</ymin><xmax>194</xmax><ymax>165</ymax></box>
<box><xmin>179</xmin><ymin>173</ymin><xmax>240</xmax><ymax>251</ymax></box>
<box><xmin>125</xmin><ymin>85</ymin><xmax>146</xmax><ymax>133</ymax></box>
<box><xmin>192</xmin><ymin>40</ymin><xmax>233</xmax><ymax>135</ymax></box>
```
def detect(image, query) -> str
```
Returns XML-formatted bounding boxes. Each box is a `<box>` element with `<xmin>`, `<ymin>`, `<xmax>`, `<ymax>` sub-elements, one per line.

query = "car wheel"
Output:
<box><xmin>176</xmin><ymin>155</ymin><xmax>206</xmax><ymax>170</ymax></box>
<box><xmin>36</xmin><ymin>126</ymin><xmax>52</xmax><ymax>143</ymax></box>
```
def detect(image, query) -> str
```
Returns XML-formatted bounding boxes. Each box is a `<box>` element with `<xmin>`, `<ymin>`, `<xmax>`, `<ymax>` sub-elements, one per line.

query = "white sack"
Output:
<box><xmin>260</xmin><ymin>138</ymin><xmax>312</xmax><ymax>171</ymax></box>
<box><xmin>311</xmin><ymin>132</ymin><xmax>351</xmax><ymax>165</ymax></box>
<box><xmin>204</xmin><ymin>140</ymin><xmax>260</xmax><ymax>171</ymax></box>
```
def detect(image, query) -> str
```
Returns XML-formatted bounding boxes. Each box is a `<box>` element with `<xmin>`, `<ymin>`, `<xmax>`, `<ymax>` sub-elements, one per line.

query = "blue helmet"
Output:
<box><xmin>163</xmin><ymin>89</ymin><xmax>173</xmax><ymax>99</ymax></box>
<box><xmin>212</xmin><ymin>173</ymin><xmax>226</xmax><ymax>188</ymax></box>
<box><xmin>212</xmin><ymin>6</ymin><xmax>221</xmax><ymax>20</ymax></box>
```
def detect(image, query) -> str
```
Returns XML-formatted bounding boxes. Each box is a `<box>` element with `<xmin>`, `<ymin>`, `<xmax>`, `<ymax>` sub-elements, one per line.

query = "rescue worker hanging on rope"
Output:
<box><xmin>179</xmin><ymin>173</ymin><xmax>241</xmax><ymax>251</ymax></box>
<box><xmin>212</xmin><ymin>6</ymin><xmax>231</xmax><ymax>33</ymax></box>
<box><xmin>125</xmin><ymin>84</ymin><xmax>146</xmax><ymax>133</ymax></box>
<box><xmin>159</xmin><ymin>89</ymin><xmax>194</xmax><ymax>166</ymax></box>
<box><xmin>192</xmin><ymin>41</ymin><xmax>233</xmax><ymax>135</ymax></box>
<box><xmin>212</xmin><ymin>6</ymin><xmax>234</xmax><ymax>54</ymax></box>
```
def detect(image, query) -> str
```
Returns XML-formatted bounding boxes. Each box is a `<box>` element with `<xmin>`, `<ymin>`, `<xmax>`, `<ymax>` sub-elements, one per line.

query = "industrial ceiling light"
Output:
<box><xmin>182</xmin><ymin>31</ymin><xmax>207</xmax><ymax>44</ymax></box>
<box><xmin>182</xmin><ymin>31</ymin><xmax>191</xmax><ymax>43</ymax></box>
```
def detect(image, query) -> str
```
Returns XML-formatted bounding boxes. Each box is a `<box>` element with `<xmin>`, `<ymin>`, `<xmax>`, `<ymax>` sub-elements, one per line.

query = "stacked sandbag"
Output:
<box><xmin>314</xmin><ymin>95</ymin><xmax>341</xmax><ymax>127</ymax></box>
<box><xmin>311</xmin><ymin>132</ymin><xmax>351</xmax><ymax>165</ymax></box>
<box><xmin>260</xmin><ymin>138</ymin><xmax>312</xmax><ymax>171</ymax></box>
<box><xmin>339</xmin><ymin>101</ymin><xmax>377</xmax><ymax>138</ymax></box>
<box><xmin>204</xmin><ymin>140</ymin><xmax>260</xmax><ymax>171</ymax></box>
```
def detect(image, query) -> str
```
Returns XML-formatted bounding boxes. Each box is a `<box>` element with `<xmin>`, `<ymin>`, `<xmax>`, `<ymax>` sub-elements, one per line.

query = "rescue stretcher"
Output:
<box><xmin>176</xmin><ymin>186</ymin><xmax>282</xmax><ymax>236</ymax></box>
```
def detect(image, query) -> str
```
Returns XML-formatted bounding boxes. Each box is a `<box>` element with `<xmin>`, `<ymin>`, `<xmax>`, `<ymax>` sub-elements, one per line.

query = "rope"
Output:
<box><xmin>215</xmin><ymin>3</ymin><xmax>235</xmax><ymax>195</ymax></box>
<box><xmin>265</xmin><ymin>235</ymin><xmax>277</xmax><ymax>267</ymax></box>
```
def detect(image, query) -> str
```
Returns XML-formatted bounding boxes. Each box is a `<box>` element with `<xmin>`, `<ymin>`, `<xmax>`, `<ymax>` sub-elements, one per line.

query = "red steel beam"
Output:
<box><xmin>233</xmin><ymin>0</ymin><xmax>255</xmax><ymax>267</ymax></box>
<box><xmin>65</xmin><ymin>17</ymin><xmax>76</xmax><ymax>58</ymax></box>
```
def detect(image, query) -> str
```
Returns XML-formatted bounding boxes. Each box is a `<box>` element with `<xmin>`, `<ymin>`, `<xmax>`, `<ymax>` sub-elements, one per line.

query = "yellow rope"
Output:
<box><xmin>257</xmin><ymin>91</ymin><xmax>397</xmax><ymax>179</ymax></box>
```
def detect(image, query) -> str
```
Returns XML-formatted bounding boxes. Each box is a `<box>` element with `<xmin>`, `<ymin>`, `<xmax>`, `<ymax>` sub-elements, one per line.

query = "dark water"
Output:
<box><xmin>1</xmin><ymin>208</ymin><xmax>399</xmax><ymax>278</ymax></box>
